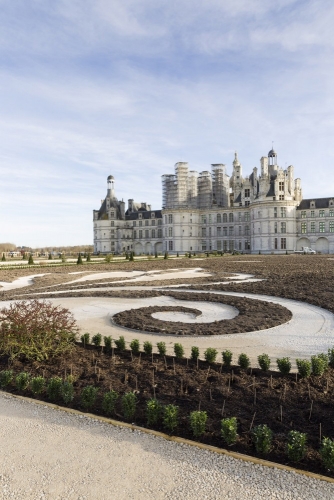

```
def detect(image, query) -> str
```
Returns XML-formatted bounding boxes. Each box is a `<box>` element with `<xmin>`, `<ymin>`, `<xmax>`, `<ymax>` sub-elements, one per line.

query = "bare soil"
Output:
<box><xmin>1</xmin><ymin>344</ymin><xmax>334</xmax><ymax>477</ymax></box>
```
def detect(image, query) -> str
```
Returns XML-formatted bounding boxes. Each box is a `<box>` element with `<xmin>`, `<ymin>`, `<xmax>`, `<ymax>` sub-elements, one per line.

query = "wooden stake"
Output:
<box><xmin>152</xmin><ymin>369</ymin><xmax>155</xmax><ymax>387</ymax></box>
<box><xmin>295</xmin><ymin>372</ymin><xmax>298</xmax><ymax>382</ymax></box>
<box><xmin>222</xmin><ymin>399</ymin><xmax>226</xmax><ymax>417</ymax></box>
<box><xmin>209</xmin><ymin>388</ymin><xmax>212</xmax><ymax>401</ymax></box>
<box><xmin>152</xmin><ymin>352</ymin><xmax>154</xmax><ymax>364</ymax></box>
<box><xmin>219</xmin><ymin>363</ymin><xmax>222</xmax><ymax>373</ymax></box>
<box><xmin>270</xmin><ymin>374</ymin><xmax>273</xmax><ymax>389</ymax></box>
<box><xmin>231</xmin><ymin>370</ymin><xmax>234</xmax><ymax>382</ymax></box>
<box><xmin>250</xmin><ymin>412</ymin><xmax>256</xmax><ymax>431</ymax></box>
<box><xmin>326</xmin><ymin>378</ymin><xmax>329</xmax><ymax>392</ymax></box>
<box><xmin>309</xmin><ymin>400</ymin><xmax>313</xmax><ymax>421</ymax></box>
<box><xmin>164</xmin><ymin>356</ymin><xmax>167</xmax><ymax>369</ymax></box>
<box><xmin>320</xmin><ymin>422</ymin><xmax>322</xmax><ymax>443</ymax></box>
<box><xmin>198</xmin><ymin>401</ymin><xmax>201</xmax><ymax>411</ymax></box>
<box><xmin>254</xmin><ymin>388</ymin><xmax>256</xmax><ymax>405</ymax></box>
<box><xmin>186</xmin><ymin>358</ymin><xmax>188</xmax><ymax>366</ymax></box>
<box><xmin>135</xmin><ymin>376</ymin><xmax>138</xmax><ymax>391</ymax></box>
<box><xmin>197</xmin><ymin>357</ymin><xmax>199</xmax><ymax>370</ymax></box>
<box><xmin>228</xmin><ymin>374</ymin><xmax>231</xmax><ymax>394</ymax></box>
<box><xmin>180</xmin><ymin>378</ymin><xmax>183</xmax><ymax>395</ymax></box>
<box><xmin>97</xmin><ymin>368</ymin><xmax>100</xmax><ymax>382</ymax></box>
<box><xmin>205</xmin><ymin>366</ymin><xmax>210</xmax><ymax>382</ymax></box>
<box><xmin>173</xmin><ymin>357</ymin><xmax>176</xmax><ymax>375</ymax></box>
<box><xmin>280</xmin><ymin>405</ymin><xmax>283</xmax><ymax>422</ymax></box>
<box><xmin>308</xmin><ymin>384</ymin><xmax>311</xmax><ymax>400</ymax></box>
<box><xmin>139</xmin><ymin>353</ymin><xmax>141</xmax><ymax>366</ymax></box>
<box><xmin>130</xmin><ymin>351</ymin><xmax>133</xmax><ymax>362</ymax></box>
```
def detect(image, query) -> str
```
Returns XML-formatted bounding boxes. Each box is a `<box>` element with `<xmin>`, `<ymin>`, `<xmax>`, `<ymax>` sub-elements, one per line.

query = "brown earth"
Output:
<box><xmin>1</xmin><ymin>344</ymin><xmax>334</xmax><ymax>477</ymax></box>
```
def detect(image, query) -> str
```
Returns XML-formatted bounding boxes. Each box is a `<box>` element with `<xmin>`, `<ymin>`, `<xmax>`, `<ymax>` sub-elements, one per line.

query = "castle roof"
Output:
<box><xmin>297</xmin><ymin>198</ymin><xmax>334</xmax><ymax>210</ymax></box>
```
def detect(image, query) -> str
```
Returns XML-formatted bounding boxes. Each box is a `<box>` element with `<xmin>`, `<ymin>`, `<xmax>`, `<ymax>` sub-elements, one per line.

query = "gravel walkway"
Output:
<box><xmin>0</xmin><ymin>392</ymin><xmax>333</xmax><ymax>500</ymax></box>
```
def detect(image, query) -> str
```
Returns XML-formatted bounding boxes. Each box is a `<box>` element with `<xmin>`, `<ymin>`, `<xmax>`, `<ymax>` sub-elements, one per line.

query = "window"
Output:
<box><xmin>311</xmin><ymin>222</ymin><xmax>315</xmax><ymax>233</ymax></box>
<box><xmin>301</xmin><ymin>211</ymin><xmax>306</xmax><ymax>218</ymax></box>
<box><xmin>217</xmin><ymin>227</ymin><xmax>222</xmax><ymax>237</ymax></box>
<box><xmin>229</xmin><ymin>226</ymin><xmax>234</xmax><ymax>236</ymax></box>
<box><xmin>245</xmin><ymin>188</ymin><xmax>250</xmax><ymax>198</ymax></box>
<box><xmin>274</xmin><ymin>238</ymin><xmax>278</xmax><ymax>250</ymax></box>
<box><xmin>209</xmin><ymin>214</ymin><xmax>212</xmax><ymax>223</ymax></box>
<box><xmin>281</xmin><ymin>207</ymin><xmax>286</xmax><ymax>218</ymax></box>
<box><xmin>110</xmin><ymin>211</ymin><xmax>115</xmax><ymax>218</ymax></box>
<box><xmin>330</xmin><ymin>209</ymin><xmax>334</xmax><ymax>217</ymax></box>
<box><xmin>164</xmin><ymin>215</ymin><xmax>167</xmax><ymax>224</ymax></box>
<box><xmin>217</xmin><ymin>214</ymin><xmax>222</xmax><ymax>223</ymax></box>
<box><xmin>274</xmin><ymin>207</ymin><xmax>277</xmax><ymax>218</ymax></box>
<box><xmin>223</xmin><ymin>241</ymin><xmax>228</xmax><ymax>252</ymax></box>
<box><xmin>279</xmin><ymin>181</ymin><xmax>284</xmax><ymax>191</ymax></box>
<box><xmin>209</xmin><ymin>227</ymin><xmax>212</xmax><ymax>237</ymax></box>
<box><xmin>139</xmin><ymin>220</ymin><xmax>143</xmax><ymax>227</ymax></box>
<box><xmin>239</xmin><ymin>225</ymin><xmax>242</xmax><ymax>236</ymax></box>
<box><xmin>229</xmin><ymin>213</ymin><xmax>234</xmax><ymax>222</ymax></box>
<box><xmin>151</xmin><ymin>219</ymin><xmax>155</xmax><ymax>226</ymax></box>
<box><xmin>229</xmin><ymin>240</ymin><xmax>234</xmax><ymax>252</ymax></box>
<box><xmin>201</xmin><ymin>215</ymin><xmax>207</xmax><ymax>224</ymax></box>
<box><xmin>274</xmin><ymin>222</ymin><xmax>278</xmax><ymax>234</ymax></box>
<box><xmin>245</xmin><ymin>240</ymin><xmax>250</xmax><ymax>250</ymax></box>
<box><xmin>217</xmin><ymin>240</ymin><xmax>222</xmax><ymax>250</ymax></box>
<box><xmin>168</xmin><ymin>227</ymin><xmax>173</xmax><ymax>237</ymax></box>
<box><xmin>145</xmin><ymin>230</ymin><xmax>149</xmax><ymax>238</ymax></box>
<box><xmin>223</xmin><ymin>227</ymin><xmax>227</xmax><ymax>236</ymax></box>
<box><xmin>319</xmin><ymin>210</ymin><xmax>325</xmax><ymax>217</ymax></box>
<box><xmin>168</xmin><ymin>214</ymin><xmax>173</xmax><ymax>224</ymax></box>
<box><xmin>301</xmin><ymin>223</ymin><xmax>307</xmax><ymax>234</ymax></box>
<box><xmin>281</xmin><ymin>222</ymin><xmax>286</xmax><ymax>233</ymax></box>
<box><xmin>281</xmin><ymin>238</ymin><xmax>286</xmax><ymax>250</ymax></box>
<box><xmin>168</xmin><ymin>241</ymin><xmax>173</xmax><ymax>251</ymax></box>
<box><xmin>330</xmin><ymin>222</ymin><xmax>334</xmax><ymax>233</ymax></box>
<box><xmin>139</xmin><ymin>213</ymin><xmax>142</xmax><ymax>219</ymax></box>
<box><xmin>245</xmin><ymin>200</ymin><xmax>250</xmax><ymax>206</ymax></box>
<box><xmin>158</xmin><ymin>229</ymin><xmax>162</xmax><ymax>238</ymax></box>
<box><xmin>239</xmin><ymin>241</ymin><xmax>242</xmax><ymax>250</ymax></box>
<box><xmin>279</xmin><ymin>195</ymin><xmax>284</xmax><ymax>200</ymax></box>
<box><xmin>164</xmin><ymin>228</ymin><xmax>167</xmax><ymax>236</ymax></box>
<box><xmin>238</xmin><ymin>213</ymin><xmax>242</xmax><ymax>221</ymax></box>
<box><xmin>245</xmin><ymin>225</ymin><xmax>250</xmax><ymax>236</ymax></box>
<box><xmin>145</xmin><ymin>220</ymin><xmax>149</xmax><ymax>226</ymax></box>
<box><xmin>319</xmin><ymin>222</ymin><xmax>325</xmax><ymax>233</ymax></box>
<box><xmin>202</xmin><ymin>228</ymin><xmax>206</xmax><ymax>237</ymax></box>
<box><xmin>245</xmin><ymin>212</ymin><xmax>250</xmax><ymax>222</ymax></box>
<box><xmin>223</xmin><ymin>213</ymin><xmax>227</xmax><ymax>223</ymax></box>
<box><xmin>133</xmin><ymin>221</ymin><xmax>136</xmax><ymax>227</ymax></box>
<box><xmin>133</xmin><ymin>230</ymin><xmax>136</xmax><ymax>239</ymax></box>
<box><xmin>111</xmin><ymin>221</ymin><xmax>114</xmax><ymax>227</ymax></box>
<box><xmin>310</xmin><ymin>210</ymin><xmax>315</xmax><ymax>217</ymax></box>
<box><xmin>158</xmin><ymin>219</ymin><xmax>162</xmax><ymax>226</ymax></box>
<box><xmin>139</xmin><ymin>230</ymin><xmax>143</xmax><ymax>238</ymax></box>
<box><xmin>201</xmin><ymin>241</ymin><xmax>207</xmax><ymax>251</ymax></box>
<box><xmin>151</xmin><ymin>212</ymin><xmax>155</xmax><ymax>218</ymax></box>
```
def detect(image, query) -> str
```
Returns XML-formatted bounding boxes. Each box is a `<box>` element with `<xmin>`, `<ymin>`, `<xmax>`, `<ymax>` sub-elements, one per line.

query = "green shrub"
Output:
<box><xmin>164</xmin><ymin>252</ymin><xmax>168</xmax><ymax>260</ymax></box>
<box><xmin>30</xmin><ymin>376</ymin><xmax>45</xmax><ymax>395</ymax></box>
<box><xmin>163</xmin><ymin>404</ymin><xmax>178</xmax><ymax>433</ymax></box>
<box><xmin>296</xmin><ymin>359</ymin><xmax>311</xmax><ymax>378</ymax></box>
<box><xmin>130</xmin><ymin>339</ymin><xmax>140</xmax><ymax>355</ymax></box>
<box><xmin>81</xmin><ymin>385</ymin><xmax>98</xmax><ymax>410</ymax></box>
<box><xmin>77</xmin><ymin>254</ymin><xmax>83</xmax><ymax>265</ymax></box>
<box><xmin>86</xmin><ymin>253</ymin><xmax>91</xmax><ymax>262</ymax></box>
<box><xmin>92</xmin><ymin>333</ymin><xmax>102</xmax><ymax>347</ymax></box>
<box><xmin>174</xmin><ymin>343</ymin><xmax>184</xmax><ymax>359</ymax></box>
<box><xmin>47</xmin><ymin>377</ymin><xmax>63</xmax><ymax>401</ymax></box>
<box><xmin>143</xmin><ymin>341</ymin><xmax>153</xmax><ymax>356</ymax></box>
<box><xmin>320</xmin><ymin>437</ymin><xmax>334</xmax><ymax>470</ymax></box>
<box><xmin>1</xmin><ymin>254</ymin><xmax>6</xmax><ymax>262</ymax></box>
<box><xmin>252</xmin><ymin>424</ymin><xmax>273</xmax><ymax>454</ymax></box>
<box><xmin>221</xmin><ymin>417</ymin><xmax>238</xmax><ymax>445</ymax></box>
<box><xmin>204</xmin><ymin>348</ymin><xmax>218</xmax><ymax>364</ymax></box>
<box><xmin>102</xmin><ymin>390</ymin><xmax>119</xmax><ymax>415</ymax></box>
<box><xmin>157</xmin><ymin>342</ymin><xmax>166</xmax><ymax>356</ymax></box>
<box><xmin>238</xmin><ymin>353</ymin><xmax>250</xmax><ymax>370</ymax></box>
<box><xmin>276</xmin><ymin>357</ymin><xmax>291</xmax><ymax>375</ymax></box>
<box><xmin>114</xmin><ymin>336</ymin><xmax>126</xmax><ymax>351</ymax></box>
<box><xmin>103</xmin><ymin>336</ymin><xmax>112</xmax><ymax>352</ymax></box>
<box><xmin>48</xmin><ymin>253</ymin><xmax>52</xmax><ymax>260</ymax></box>
<box><xmin>28</xmin><ymin>254</ymin><xmax>34</xmax><ymax>265</ymax></box>
<box><xmin>0</xmin><ymin>369</ymin><xmax>13</xmax><ymax>388</ymax></box>
<box><xmin>15</xmin><ymin>372</ymin><xmax>30</xmax><ymax>391</ymax></box>
<box><xmin>311</xmin><ymin>354</ymin><xmax>328</xmax><ymax>376</ymax></box>
<box><xmin>222</xmin><ymin>350</ymin><xmax>233</xmax><ymax>367</ymax></box>
<box><xmin>191</xmin><ymin>346</ymin><xmax>199</xmax><ymax>361</ymax></box>
<box><xmin>122</xmin><ymin>392</ymin><xmax>137</xmax><ymax>420</ymax></box>
<box><xmin>189</xmin><ymin>411</ymin><xmax>207</xmax><ymax>437</ymax></box>
<box><xmin>328</xmin><ymin>347</ymin><xmax>334</xmax><ymax>368</ymax></box>
<box><xmin>146</xmin><ymin>398</ymin><xmax>162</xmax><ymax>426</ymax></box>
<box><xmin>60</xmin><ymin>381</ymin><xmax>75</xmax><ymax>405</ymax></box>
<box><xmin>81</xmin><ymin>333</ymin><xmax>90</xmax><ymax>346</ymax></box>
<box><xmin>318</xmin><ymin>353</ymin><xmax>329</xmax><ymax>370</ymax></box>
<box><xmin>286</xmin><ymin>430</ymin><xmax>307</xmax><ymax>462</ymax></box>
<box><xmin>258</xmin><ymin>353</ymin><xmax>271</xmax><ymax>371</ymax></box>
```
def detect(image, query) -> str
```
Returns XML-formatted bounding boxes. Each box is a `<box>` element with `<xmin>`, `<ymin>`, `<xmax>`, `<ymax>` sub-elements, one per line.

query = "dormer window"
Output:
<box><xmin>139</xmin><ymin>213</ymin><xmax>142</xmax><ymax>219</ymax></box>
<box><xmin>310</xmin><ymin>201</ymin><xmax>315</xmax><ymax>208</ymax></box>
<box><xmin>329</xmin><ymin>199</ymin><xmax>334</xmax><ymax>207</ymax></box>
<box><xmin>151</xmin><ymin>212</ymin><xmax>155</xmax><ymax>218</ymax></box>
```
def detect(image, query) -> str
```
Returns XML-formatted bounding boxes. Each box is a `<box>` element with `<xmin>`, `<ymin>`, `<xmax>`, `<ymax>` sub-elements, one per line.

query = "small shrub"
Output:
<box><xmin>81</xmin><ymin>385</ymin><xmax>98</xmax><ymax>410</ymax></box>
<box><xmin>143</xmin><ymin>341</ymin><xmax>153</xmax><ymax>356</ymax></box>
<box><xmin>60</xmin><ymin>381</ymin><xmax>75</xmax><ymax>405</ymax></box>
<box><xmin>30</xmin><ymin>376</ymin><xmax>45</xmax><ymax>395</ymax></box>
<box><xmin>47</xmin><ymin>377</ymin><xmax>63</xmax><ymax>401</ymax></box>
<box><xmin>320</xmin><ymin>437</ymin><xmax>334</xmax><ymax>470</ymax></box>
<box><xmin>174</xmin><ymin>343</ymin><xmax>184</xmax><ymax>359</ymax></box>
<box><xmin>296</xmin><ymin>359</ymin><xmax>311</xmax><ymax>378</ymax></box>
<box><xmin>15</xmin><ymin>372</ymin><xmax>30</xmax><ymax>391</ymax></box>
<box><xmin>163</xmin><ymin>404</ymin><xmax>178</xmax><ymax>433</ymax></box>
<box><xmin>122</xmin><ymin>392</ymin><xmax>137</xmax><ymax>420</ymax></box>
<box><xmin>328</xmin><ymin>347</ymin><xmax>334</xmax><ymax>368</ymax></box>
<box><xmin>157</xmin><ymin>342</ymin><xmax>166</xmax><ymax>356</ymax></box>
<box><xmin>86</xmin><ymin>253</ymin><xmax>91</xmax><ymax>262</ymax></box>
<box><xmin>221</xmin><ymin>417</ymin><xmax>238</xmax><ymax>445</ymax></box>
<box><xmin>164</xmin><ymin>252</ymin><xmax>168</xmax><ymax>260</ymax></box>
<box><xmin>146</xmin><ymin>398</ymin><xmax>162</xmax><ymax>426</ymax></box>
<box><xmin>102</xmin><ymin>390</ymin><xmax>119</xmax><ymax>415</ymax></box>
<box><xmin>286</xmin><ymin>430</ymin><xmax>307</xmax><ymax>462</ymax></box>
<box><xmin>0</xmin><ymin>369</ymin><xmax>13</xmax><ymax>388</ymax></box>
<box><xmin>311</xmin><ymin>354</ymin><xmax>328</xmax><ymax>376</ymax></box>
<box><xmin>1</xmin><ymin>254</ymin><xmax>6</xmax><ymax>261</ymax></box>
<box><xmin>130</xmin><ymin>339</ymin><xmax>140</xmax><ymax>355</ymax></box>
<box><xmin>276</xmin><ymin>357</ymin><xmax>291</xmax><ymax>375</ymax></box>
<box><xmin>318</xmin><ymin>353</ymin><xmax>329</xmax><ymax>370</ymax></box>
<box><xmin>190</xmin><ymin>411</ymin><xmax>207</xmax><ymax>437</ymax></box>
<box><xmin>191</xmin><ymin>346</ymin><xmax>199</xmax><ymax>361</ymax></box>
<box><xmin>48</xmin><ymin>253</ymin><xmax>52</xmax><ymax>260</ymax></box>
<box><xmin>258</xmin><ymin>353</ymin><xmax>271</xmax><ymax>371</ymax></box>
<box><xmin>28</xmin><ymin>254</ymin><xmax>34</xmax><ymax>265</ymax></box>
<box><xmin>222</xmin><ymin>350</ymin><xmax>232</xmax><ymax>367</ymax></box>
<box><xmin>77</xmin><ymin>254</ymin><xmax>83</xmax><ymax>265</ymax></box>
<box><xmin>252</xmin><ymin>424</ymin><xmax>273</xmax><ymax>454</ymax></box>
<box><xmin>114</xmin><ymin>336</ymin><xmax>126</xmax><ymax>351</ymax></box>
<box><xmin>92</xmin><ymin>333</ymin><xmax>102</xmax><ymax>347</ymax></box>
<box><xmin>204</xmin><ymin>348</ymin><xmax>218</xmax><ymax>364</ymax></box>
<box><xmin>104</xmin><ymin>335</ymin><xmax>112</xmax><ymax>352</ymax></box>
<box><xmin>238</xmin><ymin>353</ymin><xmax>250</xmax><ymax>370</ymax></box>
<box><xmin>81</xmin><ymin>333</ymin><xmax>90</xmax><ymax>346</ymax></box>
<box><xmin>154</xmin><ymin>252</ymin><xmax>158</xmax><ymax>258</ymax></box>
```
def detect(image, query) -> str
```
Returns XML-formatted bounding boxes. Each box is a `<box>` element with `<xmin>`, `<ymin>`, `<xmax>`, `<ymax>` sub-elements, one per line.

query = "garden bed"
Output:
<box><xmin>1</xmin><ymin>343</ymin><xmax>334</xmax><ymax>477</ymax></box>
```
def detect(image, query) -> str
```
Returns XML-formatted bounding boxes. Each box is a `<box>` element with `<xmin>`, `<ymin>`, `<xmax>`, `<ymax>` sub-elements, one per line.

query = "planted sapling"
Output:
<box><xmin>222</xmin><ymin>350</ymin><xmax>232</xmax><ymax>367</ymax></box>
<box><xmin>130</xmin><ymin>339</ymin><xmax>140</xmax><ymax>355</ymax></box>
<box><xmin>296</xmin><ymin>359</ymin><xmax>311</xmax><ymax>378</ymax></box>
<box><xmin>204</xmin><ymin>348</ymin><xmax>218</xmax><ymax>364</ymax></box>
<box><xmin>15</xmin><ymin>372</ymin><xmax>30</xmax><ymax>391</ymax></box>
<box><xmin>80</xmin><ymin>385</ymin><xmax>98</xmax><ymax>410</ymax></box>
<box><xmin>81</xmin><ymin>333</ymin><xmax>90</xmax><ymax>347</ymax></box>
<box><xmin>30</xmin><ymin>376</ymin><xmax>45</xmax><ymax>395</ymax></box>
<box><xmin>92</xmin><ymin>333</ymin><xmax>102</xmax><ymax>347</ymax></box>
<box><xmin>238</xmin><ymin>353</ymin><xmax>250</xmax><ymax>370</ymax></box>
<box><xmin>157</xmin><ymin>342</ymin><xmax>166</xmax><ymax>356</ymax></box>
<box><xmin>146</xmin><ymin>398</ymin><xmax>162</xmax><ymax>426</ymax></box>
<box><xmin>221</xmin><ymin>417</ymin><xmax>238</xmax><ymax>445</ymax></box>
<box><xmin>114</xmin><ymin>336</ymin><xmax>126</xmax><ymax>351</ymax></box>
<box><xmin>191</xmin><ymin>346</ymin><xmax>199</xmax><ymax>361</ymax></box>
<box><xmin>311</xmin><ymin>354</ymin><xmax>328</xmax><ymax>376</ymax></box>
<box><xmin>252</xmin><ymin>424</ymin><xmax>273</xmax><ymax>454</ymax></box>
<box><xmin>163</xmin><ymin>404</ymin><xmax>179</xmax><ymax>433</ymax></box>
<box><xmin>47</xmin><ymin>377</ymin><xmax>63</xmax><ymax>401</ymax></box>
<box><xmin>320</xmin><ymin>437</ymin><xmax>334</xmax><ymax>470</ymax></box>
<box><xmin>103</xmin><ymin>336</ymin><xmax>112</xmax><ymax>352</ymax></box>
<box><xmin>276</xmin><ymin>357</ymin><xmax>291</xmax><ymax>375</ymax></box>
<box><xmin>174</xmin><ymin>343</ymin><xmax>184</xmax><ymax>359</ymax></box>
<box><xmin>143</xmin><ymin>341</ymin><xmax>153</xmax><ymax>356</ymax></box>
<box><xmin>258</xmin><ymin>353</ymin><xmax>271</xmax><ymax>371</ymax></box>
<box><xmin>286</xmin><ymin>430</ymin><xmax>307</xmax><ymax>462</ymax></box>
<box><xmin>60</xmin><ymin>381</ymin><xmax>75</xmax><ymax>405</ymax></box>
<box><xmin>189</xmin><ymin>411</ymin><xmax>207</xmax><ymax>437</ymax></box>
<box><xmin>122</xmin><ymin>392</ymin><xmax>137</xmax><ymax>420</ymax></box>
<box><xmin>102</xmin><ymin>390</ymin><xmax>119</xmax><ymax>415</ymax></box>
<box><xmin>0</xmin><ymin>370</ymin><xmax>13</xmax><ymax>388</ymax></box>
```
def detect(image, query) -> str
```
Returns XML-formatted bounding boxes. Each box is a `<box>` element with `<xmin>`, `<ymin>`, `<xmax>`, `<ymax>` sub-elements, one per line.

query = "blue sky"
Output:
<box><xmin>1</xmin><ymin>0</ymin><xmax>333</xmax><ymax>247</ymax></box>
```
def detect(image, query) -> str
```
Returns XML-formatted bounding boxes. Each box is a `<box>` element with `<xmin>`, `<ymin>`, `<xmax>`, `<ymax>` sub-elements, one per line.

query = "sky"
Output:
<box><xmin>1</xmin><ymin>0</ymin><xmax>334</xmax><ymax>247</ymax></box>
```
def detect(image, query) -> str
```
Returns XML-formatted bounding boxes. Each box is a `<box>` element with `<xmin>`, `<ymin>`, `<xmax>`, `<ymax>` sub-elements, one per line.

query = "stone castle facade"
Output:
<box><xmin>93</xmin><ymin>149</ymin><xmax>334</xmax><ymax>254</ymax></box>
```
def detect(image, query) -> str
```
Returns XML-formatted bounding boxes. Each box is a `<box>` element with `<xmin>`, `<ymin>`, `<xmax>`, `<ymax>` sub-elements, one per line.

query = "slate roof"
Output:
<box><xmin>126</xmin><ymin>210</ymin><xmax>162</xmax><ymax>220</ymax></box>
<box><xmin>297</xmin><ymin>198</ymin><xmax>334</xmax><ymax>210</ymax></box>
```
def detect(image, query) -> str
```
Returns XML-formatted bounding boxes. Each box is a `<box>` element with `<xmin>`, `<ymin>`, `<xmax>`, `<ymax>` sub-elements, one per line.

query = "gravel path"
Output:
<box><xmin>0</xmin><ymin>392</ymin><xmax>333</xmax><ymax>500</ymax></box>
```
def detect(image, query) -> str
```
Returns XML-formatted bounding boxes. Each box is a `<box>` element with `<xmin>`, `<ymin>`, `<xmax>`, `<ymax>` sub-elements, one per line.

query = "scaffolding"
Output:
<box><xmin>175</xmin><ymin>162</ymin><xmax>189</xmax><ymax>208</ymax></box>
<box><xmin>212</xmin><ymin>164</ymin><xmax>229</xmax><ymax>207</ymax></box>
<box><xmin>188</xmin><ymin>170</ymin><xmax>199</xmax><ymax>207</ymax></box>
<box><xmin>162</xmin><ymin>174</ymin><xmax>177</xmax><ymax>209</ymax></box>
<box><xmin>198</xmin><ymin>171</ymin><xmax>212</xmax><ymax>208</ymax></box>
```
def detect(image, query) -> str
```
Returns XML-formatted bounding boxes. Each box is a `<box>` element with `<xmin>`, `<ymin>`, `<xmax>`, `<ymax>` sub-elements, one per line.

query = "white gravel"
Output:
<box><xmin>0</xmin><ymin>392</ymin><xmax>333</xmax><ymax>500</ymax></box>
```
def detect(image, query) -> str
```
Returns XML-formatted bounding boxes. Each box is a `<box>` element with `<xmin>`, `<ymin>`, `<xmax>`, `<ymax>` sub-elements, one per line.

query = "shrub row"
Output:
<box><xmin>81</xmin><ymin>334</ymin><xmax>334</xmax><ymax>377</ymax></box>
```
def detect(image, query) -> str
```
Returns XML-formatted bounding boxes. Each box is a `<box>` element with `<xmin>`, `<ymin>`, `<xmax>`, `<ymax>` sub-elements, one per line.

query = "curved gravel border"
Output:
<box><xmin>1</xmin><ymin>391</ymin><xmax>333</xmax><ymax>500</ymax></box>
